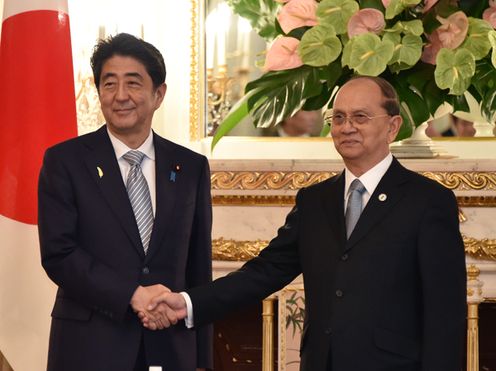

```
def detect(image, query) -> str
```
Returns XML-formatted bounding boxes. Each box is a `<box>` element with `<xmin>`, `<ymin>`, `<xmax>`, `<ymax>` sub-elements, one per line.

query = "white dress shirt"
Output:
<box><xmin>344</xmin><ymin>153</ymin><xmax>393</xmax><ymax>214</ymax></box>
<box><xmin>107</xmin><ymin>128</ymin><xmax>156</xmax><ymax>216</ymax></box>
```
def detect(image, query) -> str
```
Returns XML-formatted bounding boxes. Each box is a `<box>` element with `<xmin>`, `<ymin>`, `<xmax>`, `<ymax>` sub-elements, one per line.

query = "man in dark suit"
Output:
<box><xmin>144</xmin><ymin>76</ymin><xmax>467</xmax><ymax>371</ymax></box>
<box><xmin>38</xmin><ymin>33</ymin><xmax>213</xmax><ymax>371</ymax></box>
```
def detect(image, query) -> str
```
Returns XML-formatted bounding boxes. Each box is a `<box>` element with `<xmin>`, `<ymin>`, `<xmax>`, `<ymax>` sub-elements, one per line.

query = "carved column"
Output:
<box><xmin>466</xmin><ymin>264</ymin><xmax>484</xmax><ymax>371</ymax></box>
<box><xmin>262</xmin><ymin>297</ymin><xmax>276</xmax><ymax>371</ymax></box>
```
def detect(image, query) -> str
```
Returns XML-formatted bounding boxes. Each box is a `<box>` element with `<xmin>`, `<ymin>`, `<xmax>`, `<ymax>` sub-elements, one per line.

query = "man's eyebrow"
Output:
<box><xmin>100</xmin><ymin>72</ymin><xmax>144</xmax><ymax>81</ymax></box>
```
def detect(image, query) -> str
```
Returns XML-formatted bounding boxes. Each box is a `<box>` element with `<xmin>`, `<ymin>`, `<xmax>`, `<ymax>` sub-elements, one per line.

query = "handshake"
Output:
<box><xmin>129</xmin><ymin>284</ymin><xmax>188</xmax><ymax>330</ymax></box>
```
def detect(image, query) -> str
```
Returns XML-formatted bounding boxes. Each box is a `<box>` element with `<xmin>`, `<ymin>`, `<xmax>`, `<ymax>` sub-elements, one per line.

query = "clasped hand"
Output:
<box><xmin>130</xmin><ymin>284</ymin><xmax>187</xmax><ymax>330</ymax></box>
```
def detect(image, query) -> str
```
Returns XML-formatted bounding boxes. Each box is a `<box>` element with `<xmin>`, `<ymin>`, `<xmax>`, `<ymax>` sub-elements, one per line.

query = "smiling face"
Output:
<box><xmin>98</xmin><ymin>55</ymin><xmax>166</xmax><ymax>148</ymax></box>
<box><xmin>331</xmin><ymin>78</ymin><xmax>401</xmax><ymax>176</ymax></box>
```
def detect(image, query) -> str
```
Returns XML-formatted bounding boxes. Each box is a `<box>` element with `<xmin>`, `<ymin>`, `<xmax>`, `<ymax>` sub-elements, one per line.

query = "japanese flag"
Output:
<box><xmin>0</xmin><ymin>0</ymin><xmax>77</xmax><ymax>369</ymax></box>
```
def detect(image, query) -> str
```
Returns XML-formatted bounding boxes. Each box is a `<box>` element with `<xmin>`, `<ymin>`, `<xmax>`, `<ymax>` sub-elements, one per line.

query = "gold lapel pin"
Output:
<box><xmin>378</xmin><ymin>193</ymin><xmax>387</xmax><ymax>202</ymax></box>
<box><xmin>97</xmin><ymin>166</ymin><xmax>104</xmax><ymax>178</ymax></box>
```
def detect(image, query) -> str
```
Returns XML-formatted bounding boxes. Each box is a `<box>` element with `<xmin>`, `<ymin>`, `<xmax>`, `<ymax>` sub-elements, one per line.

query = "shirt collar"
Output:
<box><xmin>107</xmin><ymin>127</ymin><xmax>155</xmax><ymax>161</ymax></box>
<box><xmin>344</xmin><ymin>153</ymin><xmax>393</xmax><ymax>196</ymax></box>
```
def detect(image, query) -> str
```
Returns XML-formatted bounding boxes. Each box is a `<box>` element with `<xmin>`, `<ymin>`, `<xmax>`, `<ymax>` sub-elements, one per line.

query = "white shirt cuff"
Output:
<box><xmin>179</xmin><ymin>291</ymin><xmax>194</xmax><ymax>328</ymax></box>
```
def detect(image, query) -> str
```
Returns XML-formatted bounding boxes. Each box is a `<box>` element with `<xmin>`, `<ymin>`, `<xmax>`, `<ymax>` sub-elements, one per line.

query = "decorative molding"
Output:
<box><xmin>211</xmin><ymin>171</ymin><xmax>496</xmax><ymax>191</ymax></box>
<box><xmin>212</xmin><ymin>236</ymin><xmax>496</xmax><ymax>261</ymax></box>
<box><xmin>189</xmin><ymin>0</ymin><xmax>201</xmax><ymax>141</ymax></box>
<box><xmin>464</xmin><ymin>234</ymin><xmax>496</xmax><ymax>261</ymax></box>
<box><xmin>212</xmin><ymin>238</ymin><xmax>268</xmax><ymax>261</ymax></box>
<box><xmin>211</xmin><ymin>171</ymin><xmax>338</xmax><ymax>190</ymax></box>
<box><xmin>212</xmin><ymin>195</ymin><xmax>496</xmax><ymax>208</ymax></box>
<box><xmin>421</xmin><ymin>172</ymin><xmax>496</xmax><ymax>191</ymax></box>
<box><xmin>212</xmin><ymin>195</ymin><xmax>295</xmax><ymax>206</ymax></box>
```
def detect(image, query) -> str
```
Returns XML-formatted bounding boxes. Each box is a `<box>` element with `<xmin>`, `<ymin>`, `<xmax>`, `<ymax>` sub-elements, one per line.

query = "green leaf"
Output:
<box><xmin>459</xmin><ymin>18</ymin><xmax>492</xmax><ymax>61</ymax></box>
<box><xmin>211</xmin><ymin>94</ymin><xmax>251</xmax><ymax>149</ymax></box>
<box><xmin>317</xmin><ymin>0</ymin><xmax>359</xmax><ymax>35</ymax></box>
<box><xmin>245</xmin><ymin>66</ymin><xmax>321</xmax><ymax>128</ymax></box>
<box><xmin>472</xmin><ymin>57</ymin><xmax>496</xmax><ymax>97</ymax></box>
<box><xmin>298</xmin><ymin>25</ymin><xmax>342</xmax><ymax>67</ymax></box>
<box><xmin>388</xmin><ymin>34</ymin><xmax>423</xmax><ymax>73</ymax></box>
<box><xmin>481</xmin><ymin>85</ymin><xmax>496</xmax><ymax>122</ymax></box>
<box><xmin>359</xmin><ymin>0</ymin><xmax>385</xmax><ymax>11</ymax></box>
<box><xmin>226</xmin><ymin>0</ymin><xmax>281</xmax><ymax>40</ymax></box>
<box><xmin>435</xmin><ymin>48</ymin><xmax>476</xmax><ymax>95</ymax></box>
<box><xmin>384</xmin><ymin>0</ymin><xmax>421</xmax><ymax>20</ymax></box>
<box><xmin>489</xmin><ymin>30</ymin><xmax>496</xmax><ymax>68</ymax></box>
<box><xmin>386</xmin><ymin>20</ymin><xmax>424</xmax><ymax>36</ymax></box>
<box><xmin>303</xmin><ymin>82</ymin><xmax>333</xmax><ymax>110</ymax></box>
<box><xmin>348</xmin><ymin>33</ymin><xmax>394</xmax><ymax>76</ymax></box>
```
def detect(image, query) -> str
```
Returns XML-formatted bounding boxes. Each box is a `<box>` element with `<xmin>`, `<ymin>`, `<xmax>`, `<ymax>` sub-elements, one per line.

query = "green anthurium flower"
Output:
<box><xmin>385</xmin><ymin>0</ymin><xmax>421</xmax><ymax>20</ymax></box>
<box><xmin>298</xmin><ymin>24</ymin><xmax>342</xmax><ymax>67</ymax></box>
<box><xmin>317</xmin><ymin>0</ymin><xmax>359</xmax><ymax>35</ymax></box>
<box><xmin>460</xmin><ymin>18</ymin><xmax>493</xmax><ymax>61</ymax></box>
<box><xmin>387</xmin><ymin>34</ymin><xmax>423</xmax><ymax>73</ymax></box>
<box><xmin>386</xmin><ymin>20</ymin><xmax>424</xmax><ymax>36</ymax></box>
<box><xmin>341</xmin><ymin>37</ymin><xmax>353</xmax><ymax>68</ymax></box>
<box><xmin>489</xmin><ymin>30</ymin><xmax>496</xmax><ymax>68</ymax></box>
<box><xmin>435</xmin><ymin>48</ymin><xmax>476</xmax><ymax>95</ymax></box>
<box><xmin>348</xmin><ymin>33</ymin><xmax>394</xmax><ymax>76</ymax></box>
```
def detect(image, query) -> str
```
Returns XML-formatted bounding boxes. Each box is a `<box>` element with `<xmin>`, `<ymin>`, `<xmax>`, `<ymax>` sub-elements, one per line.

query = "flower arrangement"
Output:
<box><xmin>212</xmin><ymin>0</ymin><xmax>496</xmax><ymax>146</ymax></box>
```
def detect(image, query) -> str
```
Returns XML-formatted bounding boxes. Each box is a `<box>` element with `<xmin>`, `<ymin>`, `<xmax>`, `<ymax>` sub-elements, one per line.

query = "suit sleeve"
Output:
<box><xmin>185</xmin><ymin>156</ymin><xmax>214</xmax><ymax>369</ymax></box>
<box><xmin>417</xmin><ymin>187</ymin><xmax>466</xmax><ymax>371</ymax></box>
<box><xmin>38</xmin><ymin>147</ymin><xmax>137</xmax><ymax>321</ymax></box>
<box><xmin>188</xmin><ymin>187</ymin><xmax>304</xmax><ymax>327</ymax></box>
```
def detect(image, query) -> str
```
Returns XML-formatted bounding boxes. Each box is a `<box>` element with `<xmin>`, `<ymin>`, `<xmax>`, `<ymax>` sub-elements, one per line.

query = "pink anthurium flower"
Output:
<box><xmin>435</xmin><ymin>11</ymin><xmax>469</xmax><ymax>49</ymax></box>
<box><xmin>347</xmin><ymin>8</ymin><xmax>386</xmax><ymax>38</ymax></box>
<box><xmin>264</xmin><ymin>37</ymin><xmax>304</xmax><ymax>71</ymax></box>
<box><xmin>275</xmin><ymin>0</ymin><xmax>291</xmax><ymax>2</ymax></box>
<box><xmin>277</xmin><ymin>0</ymin><xmax>318</xmax><ymax>34</ymax></box>
<box><xmin>381</xmin><ymin>0</ymin><xmax>391</xmax><ymax>7</ymax></box>
<box><xmin>483</xmin><ymin>0</ymin><xmax>496</xmax><ymax>28</ymax></box>
<box><xmin>421</xmin><ymin>11</ymin><xmax>468</xmax><ymax>64</ymax></box>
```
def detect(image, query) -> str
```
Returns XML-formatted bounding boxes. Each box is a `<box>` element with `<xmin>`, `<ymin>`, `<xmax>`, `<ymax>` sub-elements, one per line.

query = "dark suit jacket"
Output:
<box><xmin>189</xmin><ymin>158</ymin><xmax>466</xmax><ymax>371</ymax></box>
<box><xmin>38</xmin><ymin>125</ymin><xmax>213</xmax><ymax>371</ymax></box>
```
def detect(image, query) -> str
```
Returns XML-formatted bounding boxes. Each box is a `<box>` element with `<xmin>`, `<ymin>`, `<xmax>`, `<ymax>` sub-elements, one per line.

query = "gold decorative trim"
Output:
<box><xmin>421</xmin><ymin>172</ymin><xmax>496</xmax><ymax>191</ymax></box>
<box><xmin>189</xmin><ymin>0</ymin><xmax>201</xmax><ymax>141</ymax></box>
<box><xmin>212</xmin><ymin>195</ymin><xmax>496</xmax><ymax>208</ymax></box>
<box><xmin>212</xmin><ymin>236</ymin><xmax>496</xmax><ymax>261</ymax></box>
<box><xmin>211</xmin><ymin>171</ymin><xmax>338</xmax><ymax>190</ymax></box>
<box><xmin>212</xmin><ymin>238</ymin><xmax>268</xmax><ymax>261</ymax></box>
<box><xmin>463</xmin><ymin>234</ymin><xmax>496</xmax><ymax>260</ymax></box>
<box><xmin>212</xmin><ymin>195</ymin><xmax>295</xmax><ymax>206</ymax></box>
<box><xmin>211</xmin><ymin>171</ymin><xmax>496</xmax><ymax>191</ymax></box>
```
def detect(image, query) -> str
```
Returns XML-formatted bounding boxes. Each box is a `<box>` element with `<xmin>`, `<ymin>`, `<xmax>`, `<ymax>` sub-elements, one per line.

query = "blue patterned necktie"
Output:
<box><xmin>345</xmin><ymin>179</ymin><xmax>366</xmax><ymax>239</ymax></box>
<box><xmin>123</xmin><ymin>150</ymin><xmax>154</xmax><ymax>254</ymax></box>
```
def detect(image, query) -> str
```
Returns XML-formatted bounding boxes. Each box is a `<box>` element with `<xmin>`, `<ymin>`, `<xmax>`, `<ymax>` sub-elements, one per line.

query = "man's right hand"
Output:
<box><xmin>140</xmin><ymin>292</ymin><xmax>187</xmax><ymax>330</ymax></box>
<box><xmin>130</xmin><ymin>284</ymin><xmax>178</xmax><ymax>328</ymax></box>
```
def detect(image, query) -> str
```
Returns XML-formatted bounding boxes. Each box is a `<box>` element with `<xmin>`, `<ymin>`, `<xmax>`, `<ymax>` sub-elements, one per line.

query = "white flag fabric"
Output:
<box><xmin>0</xmin><ymin>0</ymin><xmax>77</xmax><ymax>369</ymax></box>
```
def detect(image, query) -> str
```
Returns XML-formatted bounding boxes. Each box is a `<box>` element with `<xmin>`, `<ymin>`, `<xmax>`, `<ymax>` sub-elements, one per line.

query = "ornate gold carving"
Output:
<box><xmin>212</xmin><ymin>238</ymin><xmax>268</xmax><ymax>261</ymax></box>
<box><xmin>420</xmin><ymin>172</ymin><xmax>496</xmax><ymax>191</ymax></box>
<box><xmin>212</xmin><ymin>195</ymin><xmax>295</xmax><ymax>206</ymax></box>
<box><xmin>211</xmin><ymin>171</ymin><xmax>496</xmax><ymax>191</ymax></box>
<box><xmin>463</xmin><ymin>235</ymin><xmax>496</xmax><ymax>260</ymax></box>
<box><xmin>212</xmin><ymin>236</ymin><xmax>496</xmax><ymax>261</ymax></box>
<box><xmin>211</xmin><ymin>171</ymin><xmax>337</xmax><ymax>190</ymax></box>
<box><xmin>189</xmin><ymin>0</ymin><xmax>201</xmax><ymax>141</ymax></box>
<box><xmin>212</xmin><ymin>195</ymin><xmax>496</xmax><ymax>208</ymax></box>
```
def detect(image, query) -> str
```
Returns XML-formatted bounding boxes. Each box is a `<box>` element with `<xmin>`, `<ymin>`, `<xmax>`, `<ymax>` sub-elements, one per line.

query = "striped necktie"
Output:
<box><xmin>123</xmin><ymin>150</ymin><xmax>154</xmax><ymax>254</ymax></box>
<box><xmin>345</xmin><ymin>179</ymin><xmax>366</xmax><ymax>239</ymax></box>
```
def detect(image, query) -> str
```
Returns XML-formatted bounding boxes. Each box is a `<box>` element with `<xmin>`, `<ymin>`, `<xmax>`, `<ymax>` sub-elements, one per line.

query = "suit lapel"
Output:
<box><xmin>345</xmin><ymin>158</ymin><xmax>408</xmax><ymax>251</ymax></box>
<box><xmin>145</xmin><ymin>134</ymin><xmax>177</xmax><ymax>261</ymax></box>
<box><xmin>321</xmin><ymin>172</ymin><xmax>347</xmax><ymax>248</ymax></box>
<box><xmin>83</xmin><ymin>126</ymin><xmax>144</xmax><ymax>257</ymax></box>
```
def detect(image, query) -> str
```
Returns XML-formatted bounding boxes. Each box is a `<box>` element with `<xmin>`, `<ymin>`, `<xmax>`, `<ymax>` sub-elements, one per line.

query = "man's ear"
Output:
<box><xmin>387</xmin><ymin>115</ymin><xmax>402</xmax><ymax>143</ymax></box>
<box><xmin>154</xmin><ymin>83</ymin><xmax>167</xmax><ymax>108</ymax></box>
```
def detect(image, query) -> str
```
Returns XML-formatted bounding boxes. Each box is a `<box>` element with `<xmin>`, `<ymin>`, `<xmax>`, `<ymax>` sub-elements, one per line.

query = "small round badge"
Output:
<box><xmin>378</xmin><ymin>193</ymin><xmax>387</xmax><ymax>202</ymax></box>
